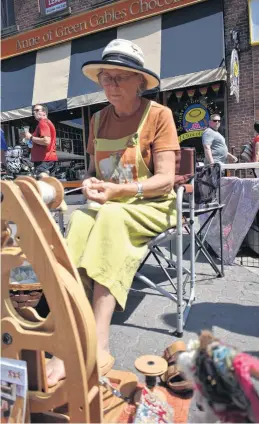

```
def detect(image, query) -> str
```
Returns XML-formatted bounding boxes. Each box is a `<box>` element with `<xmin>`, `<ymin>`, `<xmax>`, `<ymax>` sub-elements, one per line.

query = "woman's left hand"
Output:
<box><xmin>84</xmin><ymin>181</ymin><xmax>120</xmax><ymax>204</ymax></box>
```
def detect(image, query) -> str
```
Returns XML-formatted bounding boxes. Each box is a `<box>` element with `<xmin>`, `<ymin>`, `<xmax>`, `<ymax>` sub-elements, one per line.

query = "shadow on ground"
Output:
<box><xmin>112</xmin><ymin>259</ymin><xmax>220</xmax><ymax>329</ymax></box>
<box><xmin>113</xmin><ymin>267</ymin><xmax>259</xmax><ymax>340</ymax></box>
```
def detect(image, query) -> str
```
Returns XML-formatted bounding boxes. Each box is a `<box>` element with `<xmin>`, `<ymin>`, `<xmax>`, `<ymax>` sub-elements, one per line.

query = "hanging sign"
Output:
<box><xmin>211</xmin><ymin>83</ymin><xmax>220</xmax><ymax>95</ymax></box>
<box><xmin>177</xmin><ymin>100</ymin><xmax>214</xmax><ymax>143</ymax></box>
<box><xmin>44</xmin><ymin>0</ymin><xmax>68</xmax><ymax>15</ymax></box>
<box><xmin>1</xmin><ymin>0</ymin><xmax>208</xmax><ymax>59</ymax></box>
<box><xmin>199</xmin><ymin>86</ymin><xmax>208</xmax><ymax>96</ymax></box>
<box><xmin>187</xmin><ymin>88</ymin><xmax>196</xmax><ymax>99</ymax></box>
<box><xmin>230</xmin><ymin>48</ymin><xmax>240</xmax><ymax>103</ymax></box>
<box><xmin>175</xmin><ymin>90</ymin><xmax>184</xmax><ymax>102</ymax></box>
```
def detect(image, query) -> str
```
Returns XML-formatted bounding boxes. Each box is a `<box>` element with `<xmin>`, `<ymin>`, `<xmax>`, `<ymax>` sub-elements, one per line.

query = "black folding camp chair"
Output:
<box><xmin>135</xmin><ymin>148</ymin><xmax>196</xmax><ymax>337</ymax></box>
<box><xmin>183</xmin><ymin>163</ymin><xmax>224</xmax><ymax>278</ymax></box>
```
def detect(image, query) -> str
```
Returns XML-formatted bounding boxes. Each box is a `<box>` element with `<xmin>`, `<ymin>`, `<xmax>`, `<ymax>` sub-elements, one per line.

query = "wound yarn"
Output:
<box><xmin>37</xmin><ymin>181</ymin><xmax>56</xmax><ymax>205</ymax></box>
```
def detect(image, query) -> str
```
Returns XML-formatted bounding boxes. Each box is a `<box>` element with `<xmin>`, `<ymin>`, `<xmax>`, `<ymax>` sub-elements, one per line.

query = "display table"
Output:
<box><xmin>61</xmin><ymin>180</ymin><xmax>82</xmax><ymax>189</ymax></box>
<box><xmin>221</xmin><ymin>162</ymin><xmax>259</xmax><ymax>170</ymax></box>
<box><xmin>200</xmin><ymin>171</ymin><xmax>259</xmax><ymax>264</ymax></box>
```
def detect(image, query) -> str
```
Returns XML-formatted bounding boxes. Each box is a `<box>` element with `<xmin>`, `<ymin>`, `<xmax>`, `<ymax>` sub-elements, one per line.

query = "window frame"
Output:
<box><xmin>1</xmin><ymin>0</ymin><xmax>17</xmax><ymax>35</ymax></box>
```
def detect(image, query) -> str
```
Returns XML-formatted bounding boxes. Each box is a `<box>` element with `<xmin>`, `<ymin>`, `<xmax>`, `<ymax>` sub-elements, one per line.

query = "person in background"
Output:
<box><xmin>1</xmin><ymin>128</ymin><xmax>7</xmax><ymax>164</ymax></box>
<box><xmin>202</xmin><ymin>114</ymin><xmax>237</xmax><ymax>165</ymax></box>
<box><xmin>253</xmin><ymin>121</ymin><xmax>259</xmax><ymax>177</ymax></box>
<box><xmin>24</xmin><ymin>104</ymin><xmax>58</xmax><ymax>175</ymax></box>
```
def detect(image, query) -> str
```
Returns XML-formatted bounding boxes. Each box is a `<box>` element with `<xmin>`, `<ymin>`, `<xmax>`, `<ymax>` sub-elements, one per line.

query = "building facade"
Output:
<box><xmin>1</xmin><ymin>0</ymin><xmax>259</xmax><ymax>163</ymax></box>
<box><xmin>224</xmin><ymin>0</ymin><xmax>259</xmax><ymax>154</ymax></box>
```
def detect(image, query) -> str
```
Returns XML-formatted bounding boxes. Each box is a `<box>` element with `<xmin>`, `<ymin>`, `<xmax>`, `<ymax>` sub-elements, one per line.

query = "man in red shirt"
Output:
<box><xmin>25</xmin><ymin>104</ymin><xmax>58</xmax><ymax>175</ymax></box>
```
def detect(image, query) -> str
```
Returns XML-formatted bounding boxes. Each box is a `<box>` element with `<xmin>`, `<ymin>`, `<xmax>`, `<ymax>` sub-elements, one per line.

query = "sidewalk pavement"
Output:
<box><xmin>64</xmin><ymin>196</ymin><xmax>259</xmax><ymax>420</ymax></box>
<box><xmin>63</xmin><ymin>196</ymin><xmax>259</xmax><ymax>362</ymax></box>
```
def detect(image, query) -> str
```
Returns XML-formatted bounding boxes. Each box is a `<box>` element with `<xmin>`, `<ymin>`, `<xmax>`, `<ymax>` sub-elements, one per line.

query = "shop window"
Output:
<box><xmin>4</xmin><ymin>107</ymin><xmax>85</xmax><ymax>181</ymax></box>
<box><xmin>1</xmin><ymin>0</ymin><xmax>17</xmax><ymax>35</ymax></box>
<box><xmin>167</xmin><ymin>82</ymin><xmax>226</xmax><ymax>162</ymax></box>
<box><xmin>39</xmin><ymin>0</ymin><xmax>70</xmax><ymax>17</ymax></box>
<box><xmin>248</xmin><ymin>0</ymin><xmax>259</xmax><ymax>45</ymax></box>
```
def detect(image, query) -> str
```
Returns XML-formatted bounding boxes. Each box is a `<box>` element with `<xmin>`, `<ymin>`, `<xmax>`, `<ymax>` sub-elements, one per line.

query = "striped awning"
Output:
<box><xmin>1</xmin><ymin>0</ymin><xmax>226</xmax><ymax>122</ymax></box>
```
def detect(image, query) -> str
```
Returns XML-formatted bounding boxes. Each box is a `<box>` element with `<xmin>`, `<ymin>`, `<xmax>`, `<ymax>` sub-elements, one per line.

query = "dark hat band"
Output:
<box><xmin>102</xmin><ymin>53</ymin><xmax>143</xmax><ymax>69</ymax></box>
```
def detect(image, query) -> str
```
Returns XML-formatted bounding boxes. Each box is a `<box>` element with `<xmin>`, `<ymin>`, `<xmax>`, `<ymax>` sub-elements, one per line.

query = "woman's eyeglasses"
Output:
<box><xmin>98</xmin><ymin>74</ymin><xmax>136</xmax><ymax>87</ymax></box>
<box><xmin>213</xmin><ymin>119</ymin><xmax>221</xmax><ymax>123</ymax></box>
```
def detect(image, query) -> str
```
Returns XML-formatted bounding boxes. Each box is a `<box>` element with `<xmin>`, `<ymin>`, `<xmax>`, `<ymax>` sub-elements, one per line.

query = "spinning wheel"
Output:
<box><xmin>1</xmin><ymin>177</ymin><xmax>167</xmax><ymax>423</ymax></box>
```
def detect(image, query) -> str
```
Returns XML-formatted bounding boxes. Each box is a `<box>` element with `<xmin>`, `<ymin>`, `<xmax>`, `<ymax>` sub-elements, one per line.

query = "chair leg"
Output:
<box><xmin>219</xmin><ymin>208</ymin><xmax>225</xmax><ymax>277</ymax></box>
<box><xmin>137</xmin><ymin>250</ymin><xmax>152</xmax><ymax>272</ymax></box>
<box><xmin>189</xmin><ymin>189</ymin><xmax>196</xmax><ymax>300</ymax></box>
<box><xmin>155</xmin><ymin>245</ymin><xmax>175</xmax><ymax>268</ymax></box>
<box><xmin>135</xmin><ymin>272</ymin><xmax>178</xmax><ymax>303</ymax></box>
<box><xmin>58</xmin><ymin>211</ymin><xmax>65</xmax><ymax>236</ymax></box>
<box><xmin>183</xmin><ymin>210</ymin><xmax>216</xmax><ymax>255</ymax></box>
<box><xmin>184</xmin><ymin>210</ymin><xmax>223</xmax><ymax>278</ymax></box>
<box><xmin>175</xmin><ymin>186</ymin><xmax>184</xmax><ymax>338</ymax></box>
<box><xmin>169</xmin><ymin>239</ymin><xmax>173</xmax><ymax>261</ymax></box>
<box><xmin>195</xmin><ymin>235</ymin><xmax>222</xmax><ymax>277</ymax></box>
<box><xmin>151</xmin><ymin>250</ymin><xmax>177</xmax><ymax>292</ymax></box>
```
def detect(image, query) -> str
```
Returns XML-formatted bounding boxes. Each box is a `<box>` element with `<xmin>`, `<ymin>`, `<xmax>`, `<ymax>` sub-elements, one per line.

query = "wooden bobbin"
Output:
<box><xmin>40</xmin><ymin>176</ymin><xmax>64</xmax><ymax>210</ymax></box>
<box><xmin>134</xmin><ymin>355</ymin><xmax>168</xmax><ymax>403</ymax></box>
<box><xmin>16</xmin><ymin>176</ymin><xmax>64</xmax><ymax>210</ymax></box>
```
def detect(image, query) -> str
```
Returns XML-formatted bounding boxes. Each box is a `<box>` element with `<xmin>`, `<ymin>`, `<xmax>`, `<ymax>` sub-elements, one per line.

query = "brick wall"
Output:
<box><xmin>223</xmin><ymin>0</ymin><xmax>256</xmax><ymax>152</ymax></box>
<box><xmin>14</xmin><ymin>0</ymin><xmax>117</xmax><ymax>32</ymax></box>
<box><xmin>14</xmin><ymin>0</ymin><xmax>40</xmax><ymax>32</ymax></box>
<box><xmin>252</xmin><ymin>45</ymin><xmax>259</xmax><ymax>121</ymax></box>
<box><xmin>10</xmin><ymin>0</ymin><xmax>259</xmax><ymax>146</ymax></box>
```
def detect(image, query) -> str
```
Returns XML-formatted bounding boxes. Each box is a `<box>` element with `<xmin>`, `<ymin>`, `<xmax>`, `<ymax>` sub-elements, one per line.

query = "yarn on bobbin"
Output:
<box><xmin>16</xmin><ymin>176</ymin><xmax>65</xmax><ymax>210</ymax></box>
<box><xmin>37</xmin><ymin>181</ymin><xmax>56</xmax><ymax>205</ymax></box>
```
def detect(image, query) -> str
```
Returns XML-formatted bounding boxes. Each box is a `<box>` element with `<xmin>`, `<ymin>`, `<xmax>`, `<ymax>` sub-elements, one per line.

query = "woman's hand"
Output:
<box><xmin>83</xmin><ymin>181</ymin><xmax>120</xmax><ymax>204</ymax></box>
<box><xmin>82</xmin><ymin>177</ymin><xmax>103</xmax><ymax>198</ymax></box>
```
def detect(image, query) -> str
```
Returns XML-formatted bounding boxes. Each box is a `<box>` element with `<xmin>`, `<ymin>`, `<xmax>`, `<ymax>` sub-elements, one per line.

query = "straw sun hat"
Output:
<box><xmin>82</xmin><ymin>39</ymin><xmax>160</xmax><ymax>90</ymax></box>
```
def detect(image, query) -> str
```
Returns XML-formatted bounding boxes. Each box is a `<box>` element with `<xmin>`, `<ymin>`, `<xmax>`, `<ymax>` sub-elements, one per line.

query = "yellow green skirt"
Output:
<box><xmin>66</xmin><ymin>195</ymin><xmax>177</xmax><ymax>310</ymax></box>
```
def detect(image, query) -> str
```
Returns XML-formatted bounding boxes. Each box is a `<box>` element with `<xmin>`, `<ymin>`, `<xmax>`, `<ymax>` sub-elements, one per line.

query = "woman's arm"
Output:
<box><xmin>85</xmin><ymin>150</ymin><xmax>176</xmax><ymax>203</ymax></box>
<box><xmin>84</xmin><ymin>155</ymin><xmax>96</xmax><ymax>179</ymax></box>
<box><xmin>84</xmin><ymin>106</ymin><xmax>179</xmax><ymax>203</ymax></box>
<box><xmin>116</xmin><ymin>150</ymin><xmax>175</xmax><ymax>198</ymax></box>
<box><xmin>117</xmin><ymin>106</ymin><xmax>178</xmax><ymax>198</ymax></box>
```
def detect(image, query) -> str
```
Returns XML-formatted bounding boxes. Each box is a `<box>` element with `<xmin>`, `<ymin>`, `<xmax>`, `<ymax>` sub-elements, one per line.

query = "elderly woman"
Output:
<box><xmin>46</xmin><ymin>39</ymin><xmax>180</xmax><ymax>386</ymax></box>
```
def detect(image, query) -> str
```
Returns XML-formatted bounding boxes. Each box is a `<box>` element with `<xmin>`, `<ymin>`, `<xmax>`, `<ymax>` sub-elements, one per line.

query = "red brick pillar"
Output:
<box><xmin>223</xmin><ymin>0</ymin><xmax>255</xmax><ymax>153</ymax></box>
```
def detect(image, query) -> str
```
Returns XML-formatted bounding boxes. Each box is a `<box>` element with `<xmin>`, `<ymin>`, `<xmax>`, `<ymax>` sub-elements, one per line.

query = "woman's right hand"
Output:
<box><xmin>82</xmin><ymin>177</ymin><xmax>103</xmax><ymax>198</ymax></box>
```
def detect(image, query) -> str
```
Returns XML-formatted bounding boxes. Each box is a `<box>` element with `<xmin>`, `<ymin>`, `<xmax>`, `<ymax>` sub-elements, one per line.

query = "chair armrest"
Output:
<box><xmin>174</xmin><ymin>174</ymin><xmax>193</xmax><ymax>191</ymax></box>
<box><xmin>182</xmin><ymin>184</ymin><xmax>193</xmax><ymax>194</ymax></box>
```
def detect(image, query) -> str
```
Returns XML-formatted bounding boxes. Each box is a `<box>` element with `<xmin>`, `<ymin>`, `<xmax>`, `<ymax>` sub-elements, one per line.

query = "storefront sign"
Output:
<box><xmin>45</xmin><ymin>0</ymin><xmax>68</xmax><ymax>15</ymax></box>
<box><xmin>1</xmin><ymin>0</ymin><xmax>206</xmax><ymax>59</ymax></box>
<box><xmin>230</xmin><ymin>48</ymin><xmax>240</xmax><ymax>103</ymax></box>
<box><xmin>248</xmin><ymin>0</ymin><xmax>259</xmax><ymax>45</ymax></box>
<box><xmin>177</xmin><ymin>100</ymin><xmax>213</xmax><ymax>143</ymax></box>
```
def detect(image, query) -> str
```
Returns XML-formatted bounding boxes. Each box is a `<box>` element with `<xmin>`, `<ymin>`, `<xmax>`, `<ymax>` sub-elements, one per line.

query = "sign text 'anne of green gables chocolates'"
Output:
<box><xmin>1</xmin><ymin>0</ymin><xmax>207</xmax><ymax>59</ymax></box>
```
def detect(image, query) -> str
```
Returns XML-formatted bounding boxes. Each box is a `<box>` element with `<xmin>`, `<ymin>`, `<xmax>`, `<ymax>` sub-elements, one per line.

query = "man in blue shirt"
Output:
<box><xmin>1</xmin><ymin>128</ymin><xmax>7</xmax><ymax>164</ymax></box>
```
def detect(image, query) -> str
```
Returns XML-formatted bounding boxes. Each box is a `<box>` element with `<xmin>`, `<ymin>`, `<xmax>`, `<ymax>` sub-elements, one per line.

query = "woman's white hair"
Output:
<box><xmin>137</xmin><ymin>74</ymin><xmax>148</xmax><ymax>95</ymax></box>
